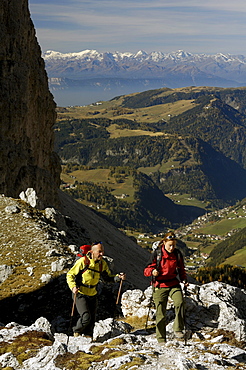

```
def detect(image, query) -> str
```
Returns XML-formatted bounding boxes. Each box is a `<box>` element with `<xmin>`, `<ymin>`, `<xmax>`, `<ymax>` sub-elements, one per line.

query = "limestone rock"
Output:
<box><xmin>44</xmin><ymin>207</ymin><xmax>68</xmax><ymax>232</ymax></box>
<box><xmin>29</xmin><ymin>317</ymin><xmax>54</xmax><ymax>341</ymax></box>
<box><xmin>67</xmin><ymin>245</ymin><xmax>78</xmax><ymax>254</ymax></box>
<box><xmin>0</xmin><ymin>265</ymin><xmax>13</xmax><ymax>283</ymax></box>
<box><xmin>121</xmin><ymin>282</ymin><xmax>246</xmax><ymax>342</ymax></box>
<box><xmin>0</xmin><ymin>352</ymin><xmax>19</xmax><ymax>369</ymax></box>
<box><xmin>0</xmin><ymin>0</ymin><xmax>61</xmax><ymax>208</ymax></box>
<box><xmin>121</xmin><ymin>287</ymin><xmax>155</xmax><ymax>320</ymax></box>
<box><xmin>93</xmin><ymin>318</ymin><xmax>132</xmax><ymax>342</ymax></box>
<box><xmin>1</xmin><ymin>309</ymin><xmax>246</xmax><ymax>370</ymax></box>
<box><xmin>4</xmin><ymin>205</ymin><xmax>21</xmax><ymax>214</ymax></box>
<box><xmin>40</xmin><ymin>274</ymin><xmax>52</xmax><ymax>283</ymax></box>
<box><xmin>198</xmin><ymin>281</ymin><xmax>246</xmax><ymax>341</ymax></box>
<box><xmin>19</xmin><ymin>188</ymin><xmax>39</xmax><ymax>208</ymax></box>
<box><xmin>23</xmin><ymin>340</ymin><xmax>66</xmax><ymax>369</ymax></box>
<box><xmin>51</xmin><ymin>258</ymin><xmax>67</xmax><ymax>272</ymax></box>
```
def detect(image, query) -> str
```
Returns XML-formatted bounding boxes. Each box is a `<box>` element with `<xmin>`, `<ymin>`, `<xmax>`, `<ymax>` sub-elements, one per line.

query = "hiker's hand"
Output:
<box><xmin>72</xmin><ymin>287</ymin><xmax>79</xmax><ymax>294</ymax></box>
<box><xmin>152</xmin><ymin>269</ymin><xmax>159</xmax><ymax>277</ymax></box>
<box><xmin>183</xmin><ymin>281</ymin><xmax>189</xmax><ymax>287</ymax></box>
<box><xmin>119</xmin><ymin>272</ymin><xmax>126</xmax><ymax>280</ymax></box>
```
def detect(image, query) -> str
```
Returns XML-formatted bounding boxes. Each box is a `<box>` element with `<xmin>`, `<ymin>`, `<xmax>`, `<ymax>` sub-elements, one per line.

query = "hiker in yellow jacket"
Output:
<box><xmin>66</xmin><ymin>241</ymin><xmax>126</xmax><ymax>337</ymax></box>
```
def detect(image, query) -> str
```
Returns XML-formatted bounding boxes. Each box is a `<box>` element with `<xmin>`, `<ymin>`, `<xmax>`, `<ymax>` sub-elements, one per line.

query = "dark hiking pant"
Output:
<box><xmin>153</xmin><ymin>285</ymin><xmax>184</xmax><ymax>343</ymax></box>
<box><xmin>72</xmin><ymin>293</ymin><xmax>98</xmax><ymax>336</ymax></box>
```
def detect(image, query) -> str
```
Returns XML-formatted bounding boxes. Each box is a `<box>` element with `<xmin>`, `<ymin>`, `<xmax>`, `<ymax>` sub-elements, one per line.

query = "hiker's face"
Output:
<box><xmin>91</xmin><ymin>244</ymin><xmax>104</xmax><ymax>261</ymax></box>
<box><xmin>164</xmin><ymin>240</ymin><xmax>176</xmax><ymax>253</ymax></box>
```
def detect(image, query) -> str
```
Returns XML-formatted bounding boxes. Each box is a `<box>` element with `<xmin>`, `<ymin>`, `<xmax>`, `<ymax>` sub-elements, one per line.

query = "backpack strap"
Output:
<box><xmin>156</xmin><ymin>248</ymin><xmax>162</xmax><ymax>270</ymax></box>
<box><xmin>75</xmin><ymin>256</ymin><xmax>103</xmax><ymax>288</ymax></box>
<box><xmin>155</xmin><ymin>247</ymin><xmax>181</xmax><ymax>269</ymax></box>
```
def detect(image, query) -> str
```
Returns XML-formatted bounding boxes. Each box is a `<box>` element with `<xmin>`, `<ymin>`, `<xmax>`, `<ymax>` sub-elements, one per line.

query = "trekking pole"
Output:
<box><xmin>145</xmin><ymin>276</ymin><xmax>154</xmax><ymax>331</ymax></box>
<box><xmin>110</xmin><ymin>278</ymin><xmax>123</xmax><ymax>338</ymax></box>
<box><xmin>116</xmin><ymin>278</ymin><xmax>123</xmax><ymax>305</ymax></box>
<box><xmin>183</xmin><ymin>285</ymin><xmax>188</xmax><ymax>346</ymax></box>
<box><xmin>145</xmin><ymin>296</ymin><xmax>152</xmax><ymax>331</ymax></box>
<box><xmin>66</xmin><ymin>292</ymin><xmax>77</xmax><ymax>346</ymax></box>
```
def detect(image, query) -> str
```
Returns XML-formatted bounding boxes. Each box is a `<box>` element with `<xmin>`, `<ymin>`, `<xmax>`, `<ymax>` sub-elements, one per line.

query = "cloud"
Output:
<box><xmin>29</xmin><ymin>0</ymin><xmax>246</xmax><ymax>54</ymax></box>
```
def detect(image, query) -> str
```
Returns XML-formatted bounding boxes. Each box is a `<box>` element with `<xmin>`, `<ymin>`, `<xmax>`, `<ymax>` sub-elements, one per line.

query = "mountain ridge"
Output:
<box><xmin>44</xmin><ymin>49</ymin><xmax>246</xmax><ymax>84</ymax></box>
<box><xmin>45</xmin><ymin>49</ymin><xmax>246</xmax><ymax>105</ymax></box>
<box><xmin>44</xmin><ymin>49</ymin><xmax>246</xmax><ymax>66</ymax></box>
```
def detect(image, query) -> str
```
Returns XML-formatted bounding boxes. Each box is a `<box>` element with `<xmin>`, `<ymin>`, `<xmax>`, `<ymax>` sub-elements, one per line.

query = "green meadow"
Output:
<box><xmin>61</xmin><ymin>168</ymin><xmax>135</xmax><ymax>202</ymax></box>
<box><xmin>194</xmin><ymin>217</ymin><xmax>246</xmax><ymax>236</ymax></box>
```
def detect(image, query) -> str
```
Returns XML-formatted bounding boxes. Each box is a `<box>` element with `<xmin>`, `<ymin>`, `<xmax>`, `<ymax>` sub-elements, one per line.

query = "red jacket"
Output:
<box><xmin>144</xmin><ymin>246</ymin><xmax>187</xmax><ymax>288</ymax></box>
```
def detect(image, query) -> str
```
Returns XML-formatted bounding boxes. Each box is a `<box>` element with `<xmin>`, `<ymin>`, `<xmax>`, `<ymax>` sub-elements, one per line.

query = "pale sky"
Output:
<box><xmin>29</xmin><ymin>0</ymin><xmax>246</xmax><ymax>55</ymax></box>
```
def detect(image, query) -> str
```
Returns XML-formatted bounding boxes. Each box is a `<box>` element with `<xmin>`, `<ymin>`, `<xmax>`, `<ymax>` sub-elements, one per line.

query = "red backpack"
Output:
<box><xmin>76</xmin><ymin>244</ymin><xmax>91</xmax><ymax>260</ymax></box>
<box><xmin>74</xmin><ymin>244</ymin><xmax>103</xmax><ymax>287</ymax></box>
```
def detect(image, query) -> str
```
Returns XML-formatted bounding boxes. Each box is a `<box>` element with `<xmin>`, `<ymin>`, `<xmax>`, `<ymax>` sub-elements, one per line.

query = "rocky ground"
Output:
<box><xmin>1</xmin><ymin>193</ymin><xmax>246</xmax><ymax>369</ymax></box>
<box><xmin>1</xmin><ymin>281</ymin><xmax>246</xmax><ymax>369</ymax></box>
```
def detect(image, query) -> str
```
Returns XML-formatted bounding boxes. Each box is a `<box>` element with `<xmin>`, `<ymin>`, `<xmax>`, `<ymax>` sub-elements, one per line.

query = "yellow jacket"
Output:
<box><xmin>66</xmin><ymin>255</ymin><xmax>116</xmax><ymax>296</ymax></box>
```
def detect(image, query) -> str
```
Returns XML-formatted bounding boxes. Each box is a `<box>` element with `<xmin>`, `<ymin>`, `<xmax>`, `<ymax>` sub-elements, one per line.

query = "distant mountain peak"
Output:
<box><xmin>43</xmin><ymin>48</ymin><xmax>246</xmax><ymax>66</ymax></box>
<box><xmin>44</xmin><ymin>49</ymin><xmax>246</xmax><ymax>94</ymax></box>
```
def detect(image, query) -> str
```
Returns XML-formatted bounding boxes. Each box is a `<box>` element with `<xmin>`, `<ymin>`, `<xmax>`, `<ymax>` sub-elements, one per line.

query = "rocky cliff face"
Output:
<box><xmin>0</xmin><ymin>0</ymin><xmax>60</xmax><ymax>208</ymax></box>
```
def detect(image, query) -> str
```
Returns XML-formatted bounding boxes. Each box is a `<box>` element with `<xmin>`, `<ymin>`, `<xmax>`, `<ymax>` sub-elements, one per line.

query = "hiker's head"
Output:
<box><xmin>91</xmin><ymin>242</ymin><xmax>104</xmax><ymax>261</ymax></box>
<box><xmin>162</xmin><ymin>232</ymin><xmax>177</xmax><ymax>253</ymax></box>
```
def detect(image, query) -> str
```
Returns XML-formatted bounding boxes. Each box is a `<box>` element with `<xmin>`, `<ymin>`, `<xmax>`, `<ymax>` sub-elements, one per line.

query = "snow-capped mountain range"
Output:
<box><xmin>43</xmin><ymin>49</ymin><xmax>246</xmax><ymax>106</ymax></box>
<box><xmin>44</xmin><ymin>49</ymin><xmax>246</xmax><ymax>82</ymax></box>
<box><xmin>44</xmin><ymin>49</ymin><xmax>246</xmax><ymax>65</ymax></box>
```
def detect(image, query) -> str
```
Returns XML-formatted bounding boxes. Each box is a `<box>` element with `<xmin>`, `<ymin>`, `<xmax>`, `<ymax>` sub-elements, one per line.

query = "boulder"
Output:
<box><xmin>0</xmin><ymin>265</ymin><xmax>13</xmax><ymax>283</ymax></box>
<box><xmin>198</xmin><ymin>281</ymin><xmax>246</xmax><ymax>341</ymax></box>
<box><xmin>121</xmin><ymin>282</ymin><xmax>246</xmax><ymax>342</ymax></box>
<box><xmin>51</xmin><ymin>258</ymin><xmax>67</xmax><ymax>272</ymax></box>
<box><xmin>40</xmin><ymin>274</ymin><xmax>52</xmax><ymax>283</ymax></box>
<box><xmin>0</xmin><ymin>352</ymin><xmax>19</xmax><ymax>369</ymax></box>
<box><xmin>44</xmin><ymin>208</ymin><xmax>68</xmax><ymax>232</ymax></box>
<box><xmin>19</xmin><ymin>188</ymin><xmax>39</xmax><ymax>208</ymax></box>
<box><xmin>29</xmin><ymin>317</ymin><xmax>55</xmax><ymax>341</ymax></box>
<box><xmin>23</xmin><ymin>340</ymin><xmax>66</xmax><ymax>369</ymax></box>
<box><xmin>4</xmin><ymin>205</ymin><xmax>20</xmax><ymax>214</ymax></box>
<box><xmin>93</xmin><ymin>318</ymin><xmax>132</xmax><ymax>342</ymax></box>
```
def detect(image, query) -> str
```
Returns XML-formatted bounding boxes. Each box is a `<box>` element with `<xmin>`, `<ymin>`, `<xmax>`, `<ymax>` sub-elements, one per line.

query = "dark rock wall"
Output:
<box><xmin>0</xmin><ymin>0</ymin><xmax>61</xmax><ymax>208</ymax></box>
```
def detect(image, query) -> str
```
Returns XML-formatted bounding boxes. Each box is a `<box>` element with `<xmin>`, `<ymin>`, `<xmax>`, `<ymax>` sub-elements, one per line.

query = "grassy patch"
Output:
<box><xmin>209</xmin><ymin>329</ymin><xmax>246</xmax><ymax>349</ymax></box>
<box><xmin>57</xmin><ymin>97</ymin><xmax>197</xmax><ymax>125</ymax></box>
<box><xmin>107</xmin><ymin>124</ymin><xmax>166</xmax><ymax>139</ymax></box>
<box><xmin>0</xmin><ymin>197</ymin><xmax>68</xmax><ymax>300</ymax></box>
<box><xmin>118</xmin><ymin>356</ymin><xmax>145</xmax><ymax>370</ymax></box>
<box><xmin>223</xmin><ymin>246</ymin><xmax>246</xmax><ymax>267</ymax></box>
<box><xmin>194</xmin><ymin>217</ymin><xmax>246</xmax><ymax>236</ymax></box>
<box><xmin>61</xmin><ymin>169</ymin><xmax>135</xmax><ymax>202</ymax></box>
<box><xmin>69</xmin><ymin>169</ymin><xmax>111</xmax><ymax>183</ymax></box>
<box><xmin>165</xmin><ymin>193</ymin><xmax>207</xmax><ymax>209</ymax></box>
<box><xmin>0</xmin><ymin>331</ymin><xmax>53</xmax><ymax>365</ymax></box>
<box><xmin>55</xmin><ymin>344</ymin><xmax>128</xmax><ymax>370</ymax></box>
<box><xmin>121</xmin><ymin>316</ymin><xmax>154</xmax><ymax>331</ymax></box>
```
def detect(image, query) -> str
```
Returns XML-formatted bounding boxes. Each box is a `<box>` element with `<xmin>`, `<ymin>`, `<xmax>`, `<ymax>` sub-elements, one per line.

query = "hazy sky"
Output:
<box><xmin>29</xmin><ymin>0</ymin><xmax>246</xmax><ymax>55</ymax></box>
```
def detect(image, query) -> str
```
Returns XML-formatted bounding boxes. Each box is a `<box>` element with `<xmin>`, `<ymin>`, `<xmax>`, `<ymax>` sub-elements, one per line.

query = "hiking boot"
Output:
<box><xmin>174</xmin><ymin>331</ymin><xmax>184</xmax><ymax>339</ymax></box>
<box><xmin>73</xmin><ymin>332</ymin><xmax>81</xmax><ymax>337</ymax></box>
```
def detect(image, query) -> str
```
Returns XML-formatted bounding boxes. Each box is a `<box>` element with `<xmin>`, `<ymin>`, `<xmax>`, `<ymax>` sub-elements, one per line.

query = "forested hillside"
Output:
<box><xmin>55</xmin><ymin>86</ymin><xmax>246</xmax><ymax>231</ymax></box>
<box><xmin>207</xmin><ymin>226</ymin><xmax>246</xmax><ymax>266</ymax></box>
<box><xmin>64</xmin><ymin>169</ymin><xmax>204</xmax><ymax>232</ymax></box>
<box><xmin>55</xmin><ymin>121</ymin><xmax>246</xmax><ymax>207</ymax></box>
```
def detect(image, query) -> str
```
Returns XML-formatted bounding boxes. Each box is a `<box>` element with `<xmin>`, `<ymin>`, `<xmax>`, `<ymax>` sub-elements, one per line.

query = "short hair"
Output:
<box><xmin>91</xmin><ymin>241</ymin><xmax>102</xmax><ymax>246</ymax></box>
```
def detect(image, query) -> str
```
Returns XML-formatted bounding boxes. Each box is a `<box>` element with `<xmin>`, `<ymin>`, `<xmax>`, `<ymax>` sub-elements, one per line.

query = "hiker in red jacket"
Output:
<box><xmin>144</xmin><ymin>231</ymin><xmax>188</xmax><ymax>343</ymax></box>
